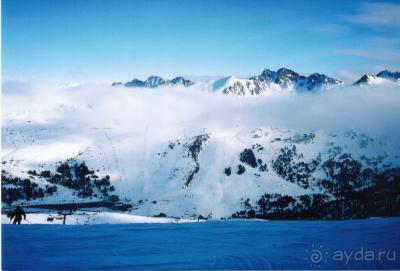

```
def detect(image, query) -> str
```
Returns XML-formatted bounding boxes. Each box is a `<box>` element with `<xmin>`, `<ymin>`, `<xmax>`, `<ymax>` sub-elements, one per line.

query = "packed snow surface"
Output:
<box><xmin>1</xmin><ymin>211</ymin><xmax>200</xmax><ymax>225</ymax></box>
<box><xmin>2</xmin><ymin>217</ymin><xmax>400</xmax><ymax>270</ymax></box>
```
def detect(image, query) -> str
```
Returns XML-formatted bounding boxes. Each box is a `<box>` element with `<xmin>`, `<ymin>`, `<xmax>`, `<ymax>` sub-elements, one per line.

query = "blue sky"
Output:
<box><xmin>2</xmin><ymin>0</ymin><xmax>400</xmax><ymax>82</ymax></box>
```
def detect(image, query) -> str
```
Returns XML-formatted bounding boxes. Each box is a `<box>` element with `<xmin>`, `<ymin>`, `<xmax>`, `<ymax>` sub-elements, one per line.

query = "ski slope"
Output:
<box><xmin>2</xmin><ymin>217</ymin><xmax>400</xmax><ymax>270</ymax></box>
<box><xmin>1</xmin><ymin>211</ymin><xmax>202</xmax><ymax>225</ymax></box>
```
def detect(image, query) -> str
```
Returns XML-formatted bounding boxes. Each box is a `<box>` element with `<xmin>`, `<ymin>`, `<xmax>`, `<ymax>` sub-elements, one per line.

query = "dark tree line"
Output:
<box><xmin>232</xmin><ymin>169</ymin><xmax>400</xmax><ymax>220</ymax></box>
<box><xmin>1</xmin><ymin>170</ymin><xmax>57</xmax><ymax>204</ymax></box>
<box><xmin>28</xmin><ymin>160</ymin><xmax>116</xmax><ymax>199</ymax></box>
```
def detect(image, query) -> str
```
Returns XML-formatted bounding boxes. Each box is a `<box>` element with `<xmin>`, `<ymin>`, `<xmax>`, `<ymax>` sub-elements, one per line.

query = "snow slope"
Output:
<box><xmin>1</xmin><ymin>211</ymin><xmax>200</xmax><ymax>224</ymax></box>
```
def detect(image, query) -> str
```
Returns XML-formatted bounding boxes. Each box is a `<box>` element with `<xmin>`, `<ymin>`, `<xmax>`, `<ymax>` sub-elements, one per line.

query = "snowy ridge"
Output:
<box><xmin>212</xmin><ymin>68</ymin><xmax>342</xmax><ymax>95</ymax></box>
<box><xmin>212</xmin><ymin>76</ymin><xmax>281</xmax><ymax>96</ymax></box>
<box><xmin>111</xmin><ymin>68</ymin><xmax>400</xmax><ymax>95</ymax></box>
<box><xmin>353</xmin><ymin>70</ymin><xmax>400</xmax><ymax>86</ymax></box>
<box><xmin>376</xmin><ymin>70</ymin><xmax>400</xmax><ymax>82</ymax></box>
<box><xmin>113</xmin><ymin>76</ymin><xmax>194</xmax><ymax>88</ymax></box>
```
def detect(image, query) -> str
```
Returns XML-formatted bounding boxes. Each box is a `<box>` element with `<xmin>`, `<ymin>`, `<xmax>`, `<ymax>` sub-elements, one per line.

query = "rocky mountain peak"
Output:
<box><xmin>376</xmin><ymin>70</ymin><xmax>400</xmax><ymax>81</ymax></box>
<box><xmin>117</xmin><ymin>76</ymin><xmax>193</xmax><ymax>88</ymax></box>
<box><xmin>217</xmin><ymin>68</ymin><xmax>342</xmax><ymax>95</ymax></box>
<box><xmin>169</xmin><ymin>76</ymin><xmax>194</xmax><ymax>87</ymax></box>
<box><xmin>144</xmin><ymin>76</ymin><xmax>166</xmax><ymax>88</ymax></box>
<box><xmin>352</xmin><ymin>69</ymin><xmax>400</xmax><ymax>86</ymax></box>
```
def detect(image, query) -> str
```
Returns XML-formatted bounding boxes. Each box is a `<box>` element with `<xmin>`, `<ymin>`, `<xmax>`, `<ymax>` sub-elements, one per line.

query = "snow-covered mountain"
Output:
<box><xmin>168</xmin><ymin>76</ymin><xmax>194</xmax><ymax>87</ymax></box>
<box><xmin>376</xmin><ymin>70</ymin><xmax>400</xmax><ymax>82</ymax></box>
<box><xmin>112</xmin><ymin>68</ymin><xmax>400</xmax><ymax>95</ymax></box>
<box><xmin>212</xmin><ymin>68</ymin><xmax>342</xmax><ymax>95</ymax></box>
<box><xmin>353</xmin><ymin>70</ymin><xmax>400</xmax><ymax>86</ymax></box>
<box><xmin>352</xmin><ymin>75</ymin><xmax>385</xmax><ymax>86</ymax></box>
<box><xmin>2</xmin><ymin>81</ymin><xmax>400</xmax><ymax>220</ymax></box>
<box><xmin>212</xmin><ymin>76</ymin><xmax>280</xmax><ymax>96</ymax></box>
<box><xmin>2</xmin><ymin>125</ymin><xmax>400</xmax><ymax>219</ymax></box>
<box><xmin>113</xmin><ymin>76</ymin><xmax>194</xmax><ymax>88</ymax></box>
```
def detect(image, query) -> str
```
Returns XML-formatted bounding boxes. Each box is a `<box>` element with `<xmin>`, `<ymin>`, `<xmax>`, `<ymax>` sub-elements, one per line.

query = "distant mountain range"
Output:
<box><xmin>212</xmin><ymin>68</ymin><xmax>342</xmax><ymax>95</ymax></box>
<box><xmin>353</xmin><ymin>70</ymin><xmax>400</xmax><ymax>86</ymax></box>
<box><xmin>112</xmin><ymin>68</ymin><xmax>400</xmax><ymax>95</ymax></box>
<box><xmin>112</xmin><ymin>76</ymin><xmax>194</xmax><ymax>88</ymax></box>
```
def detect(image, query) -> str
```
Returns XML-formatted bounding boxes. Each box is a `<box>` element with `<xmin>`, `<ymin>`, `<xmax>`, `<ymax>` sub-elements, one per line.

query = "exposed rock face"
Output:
<box><xmin>117</xmin><ymin>76</ymin><xmax>194</xmax><ymax>88</ymax></box>
<box><xmin>124</xmin><ymin>78</ymin><xmax>145</xmax><ymax>87</ymax></box>
<box><xmin>240</xmin><ymin>149</ymin><xmax>258</xmax><ymax>168</ymax></box>
<box><xmin>169</xmin><ymin>77</ymin><xmax>194</xmax><ymax>87</ymax></box>
<box><xmin>111</xmin><ymin>82</ymin><xmax>122</xmax><ymax>86</ymax></box>
<box><xmin>144</xmin><ymin>76</ymin><xmax>166</xmax><ymax>88</ymax></box>
<box><xmin>376</xmin><ymin>70</ymin><xmax>400</xmax><ymax>81</ymax></box>
<box><xmin>353</xmin><ymin>75</ymin><xmax>379</xmax><ymax>86</ymax></box>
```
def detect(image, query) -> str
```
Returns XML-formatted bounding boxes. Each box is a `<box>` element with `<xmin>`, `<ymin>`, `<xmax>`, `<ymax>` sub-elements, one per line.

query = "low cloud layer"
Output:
<box><xmin>2</xmin><ymin>80</ymin><xmax>400</xmax><ymax>144</ymax></box>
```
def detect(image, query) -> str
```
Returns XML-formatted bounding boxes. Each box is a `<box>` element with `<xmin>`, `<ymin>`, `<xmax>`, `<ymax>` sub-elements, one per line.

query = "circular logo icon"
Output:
<box><xmin>310</xmin><ymin>249</ymin><xmax>323</xmax><ymax>263</ymax></box>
